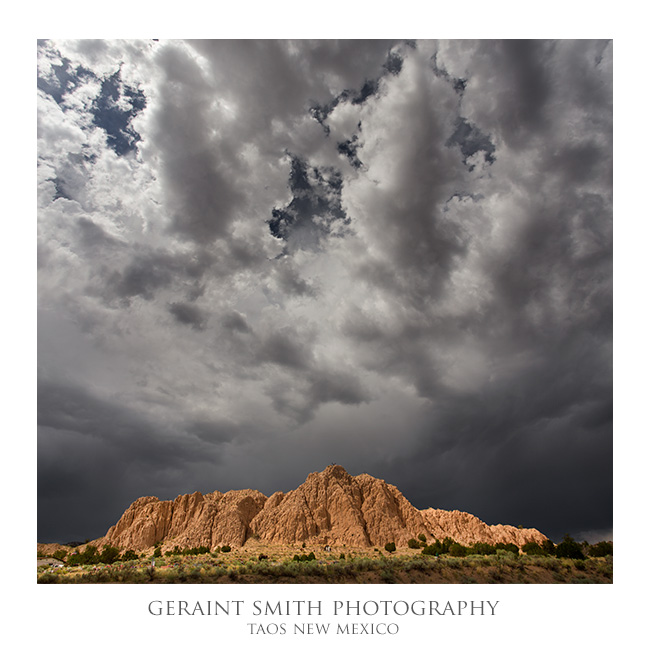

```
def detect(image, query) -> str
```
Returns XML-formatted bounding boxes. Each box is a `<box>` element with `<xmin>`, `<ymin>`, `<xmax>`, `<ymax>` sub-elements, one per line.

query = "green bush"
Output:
<box><xmin>221</xmin><ymin>545</ymin><xmax>232</xmax><ymax>553</ymax></box>
<box><xmin>293</xmin><ymin>552</ymin><xmax>316</xmax><ymax>562</ymax></box>
<box><xmin>522</xmin><ymin>541</ymin><xmax>545</xmax><ymax>555</ymax></box>
<box><xmin>449</xmin><ymin>542</ymin><xmax>467</xmax><ymax>557</ymax></box>
<box><xmin>67</xmin><ymin>544</ymin><xmax>99</xmax><ymax>566</ymax></box>
<box><xmin>407</xmin><ymin>538</ymin><xmax>420</xmax><ymax>549</ymax></box>
<box><xmin>588</xmin><ymin>541</ymin><xmax>613</xmax><ymax>557</ymax></box>
<box><xmin>441</xmin><ymin>537</ymin><xmax>455</xmax><ymax>553</ymax></box>
<box><xmin>421</xmin><ymin>544</ymin><xmax>440</xmax><ymax>556</ymax></box>
<box><xmin>418</xmin><ymin>533</ymin><xmax>427</xmax><ymax>543</ymax></box>
<box><xmin>555</xmin><ymin>534</ymin><xmax>585</xmax><ymax>560</ymax></box>
<box><xmin>469</xmin><ymin>542</ymin><xmax>496</xmax><ymax>555</ymax></box>
<box><xmin>153</xmin><ymin>546</ymin><xmax>162</xmax><ymax>558</ymax></box>
<box><xmin>52</xmin><ymin>549</ymin><xmax>68</xmax><ymax>562</ymax></box>
<box><xmin>181</xmin><ymin>545</ymin><xmax>211</xmax><ymax>556</ymax></box>
<box><xmin>99</xmin><ymin>545</ymin><xmax>122</xmax><ymax>565</ymax></box>
<box><xmin>421</xmin><ymin>538</ymin><xmax>447</xmax><ymax>555</ymax></box>
<box><xmin>384</xmin><ymin>542</ymin><xmax>396</xmax><ymax>553</ymax></box>
<box><xmin>121</xmin><ymin>549</ymin><xmax>138</xmax><ymax>561</ymax></box>
<box><xmin>380</xmin><ymin>568</ymin><xmax>397</xmax><ymax>583</ymax></box>
<box><xmin>541</xmin><ymin>539</ymin><xmax>556</xmax><ymax>555</ymax></box>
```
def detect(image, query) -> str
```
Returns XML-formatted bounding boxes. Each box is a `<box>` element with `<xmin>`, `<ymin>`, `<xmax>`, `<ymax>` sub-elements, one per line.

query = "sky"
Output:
<box><xmin>37</xmin><ymin>39</ymin><xmax>612</xmax><ymax>545</ymax></box>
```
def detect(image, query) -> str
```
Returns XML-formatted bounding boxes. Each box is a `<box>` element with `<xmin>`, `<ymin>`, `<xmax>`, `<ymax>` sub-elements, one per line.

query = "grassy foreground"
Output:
<box><xmin>37</xmin><ymin>549</ymin><xmax>612</xmax><ymax>584</ymax></box>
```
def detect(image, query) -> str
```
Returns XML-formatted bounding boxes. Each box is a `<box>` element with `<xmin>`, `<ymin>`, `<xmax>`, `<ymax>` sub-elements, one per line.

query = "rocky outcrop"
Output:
<box><xmin>249</xmin><ymin>465</ymin><xmax>431</xmax><ymax>546</ymax></box>
<box><xmin>102</xmin><ymin>489</ymin><xmax>267</xmax><ymax>550</ymax></box>
<box><xmin>421</xmin><ymin>508</ymin><xmax>547</xmax><ymax>547</ymax></box>
<box><xmin>84</xmin><ymin>464</ymin><xmax>547</xmax><ymax>552</ymax></box>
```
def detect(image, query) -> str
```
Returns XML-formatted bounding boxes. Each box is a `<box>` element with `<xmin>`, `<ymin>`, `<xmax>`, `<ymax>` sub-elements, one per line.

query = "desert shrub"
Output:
<box><xmin>340</xmin><ymin>553</ymin><xmax>345</xmax><ymax>560</ymax></box>
<box><xmin>538</xmin><ymin>556</ymin><xmax>561</xmax><ymax>571</ymax></box>
<box><xmin>421</xmin><ymin>545</ymin><xmax>438</xmax><ymax>556</ymax></box>
<box><xmin>293</xmin><ymin>552</ymin><xmax>316</xmax><ymax>562</ymax></box>
<box><xmin>221</xmin><ymin>545</ymin><xmax>232</xmax><ymax>553</ymax></box>
<box><xmin>588</xmin><ymin>541</ymin><xmax>613</xmax><ymax>557</ymax></box>
<box><xmin>380</xmin><ymin>568</ymin><xmax>397</xmax><ymax>583</ymax></box>
<box><xmin>495</xmin><ymin>542</ymin><xmax>519</xmax><ymax>555</ymax></box>
<box><xmin>488</xmin><ymin>568</ymin><xmax>503</xmax><ymax>582</ymax></box>
<box><xmin>449</xmin><ymin>543</ymin><xmax>468</xmax><ymax>557</ymax></box>
<box><xmin>153</xmin><ymin>546</ymin><xmax>162</xmax><ymax>558</ymax></box>
<box><xmin>302</xmin><ymin>561</ymin><xmax>327</xmax><ymax>577</ymax></box>
<box><xmin>405</xmin><ymin>556</ymin><xmax>428</xmax><ymax>571</ymax></box>
<box><xmin>67</xmin><ymin>544</ymin><xmax>99</xmax><ymax>566</ymax></box>
<box><xmin>188</xmin><ymin>568</ymin><xmax>202</xmax><ymax>581</ymax></box>
<box><xmin>52</xmin><ymin>549</ymin><xmax>68</xmax><ymax>562</ymax></box>
<box><xmin>352</xmin><ymin>557</ymin><xmax>379</xmax><ymax>572</ymax></box>
<box><xmin>182</xmin><ymin>545</ymin><xmax>211</xmax><ymax>556</ymax></box>
<box><xmin>443</xmin><ymin>557</ymin><xmax>462</xmax><ymax>568</ymax></box>
<box><xmin>522</xmin><ymin>541</ymin><xmax>545</xmax><ymax>555</ymax></box>
<box><xmin>441</xmin><ymin>537</ymin><xmax>456</xmax><ymax>553</ymax></box>
<box><xmin>469</xmin><ymin>542</ymin><xmax>496</xmax><ymax>555</ymax></box>
<box><xmin>385</xmin><ymin>542</ymin><xmax>396</xmax><ymax>553</ymax></box>
<box><xmin>275</xmin><ymin>561</ymin><xmax>299</xmax><ymax>577</ymax></box>
<box><xmin>495</xmin><ymin>549</ymin><xmax>518</xmax><ymax>564</ymax></box>
<box><xmin>555</xmin><ymin>535</ymin><xmax>585</xmax><ymax>560</ymax></box>
<box><xmin>121</xmin><ymin>549</ymin><xmax>138</xmax><ymax>561</ymax></box>
<box><xmin>407</xmin><ymin>538</ymin><xmax>419</xmax><ymax>549</ymax></box>
<box><xmin>99</xmin><ymin>545</ymin><xmax>121</xmax><ymax>565</ymax></box>
<box><xmin>418</xmin><ymin>533</ymin><xmax>427</xmax><ymax>543</ymax></box>
<box><xmin>541</xmin><ymin>539</ymin><xmax>556</xmax><ymax>555</ymax></box>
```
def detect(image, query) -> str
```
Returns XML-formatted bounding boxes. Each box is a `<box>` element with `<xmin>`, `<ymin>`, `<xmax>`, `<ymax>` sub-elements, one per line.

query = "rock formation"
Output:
<box><xmin>89</xmin><ymin>464</ymin><xmax>547</xmax><ymax>551</ymax></box>
<box><xmin>103</xmin><ymin>489</ymin><xmax>267</xmax><ymax>550</ymax></box>
<box><xmin>248</xmin><ymin>465</ymin><xmax>431</xmax><ymax>546</ymax></box>
<box><xmin>421</xmin><ymin>508</ymin><xmax>546</xmax><ymax>547</ymax></box>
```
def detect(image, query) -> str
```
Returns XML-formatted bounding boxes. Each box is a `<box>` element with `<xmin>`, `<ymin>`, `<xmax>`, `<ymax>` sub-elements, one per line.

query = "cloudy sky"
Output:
<box><xmin>37</xmin><ymin>39</ymin><xmax>612</xmax><ymax>545</ymax></box>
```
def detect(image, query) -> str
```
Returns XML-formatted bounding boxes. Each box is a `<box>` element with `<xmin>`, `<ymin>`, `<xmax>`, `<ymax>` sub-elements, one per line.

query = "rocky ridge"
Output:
<box><xmin>55</xmin><ymin>465</ymin><xmax>549</xmax><ymax>552</ymax></box>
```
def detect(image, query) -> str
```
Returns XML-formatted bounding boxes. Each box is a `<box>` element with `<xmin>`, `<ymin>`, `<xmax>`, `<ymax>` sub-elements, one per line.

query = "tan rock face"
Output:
<box><xmin>91</xmin><ymin>465</ymin><xmax>548</xmax><ymax>552</ymax></box>
<box><xmin>421</xmin><ymin>508</ymin><xmax>547</xmax><ymax>547</ymax></box>
<box><xmin>102</xmin><ymin>489</ymin><xmax>267</xmax><ymax>550</ymax></box>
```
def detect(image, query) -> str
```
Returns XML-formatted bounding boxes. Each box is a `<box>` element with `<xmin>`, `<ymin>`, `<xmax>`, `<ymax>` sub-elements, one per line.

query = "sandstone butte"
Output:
<box><xmin>48</xmin><ymin>465</ymin><xmax>548</xmax><ymax>552</ymax></box>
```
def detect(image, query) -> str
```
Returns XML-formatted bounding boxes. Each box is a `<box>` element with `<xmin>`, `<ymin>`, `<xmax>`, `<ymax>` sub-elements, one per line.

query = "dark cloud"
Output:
<box><xmin>37</xmin><ymin>378</ymin><xmax>220</xmax><ymax>541</ymax></box>
<box><xmin>77</xmin><ymin>217</ymin><xmax>121</xmax><ymax>249</ymax></box>
<box><xmin>258</xmin><ymin>327</ymin><xmax>314</xmax><ymax>371</ymax></box>
<box><xmin>273</xmin><ymin>260</ymin><xmax>318</xmax><ymax>297</ymax></box>
<box><xmin>168</xmin><ymin>301</ymin><xmax>207</xmax><ymax>330</ymax></box>
<box><xmin>37</xmin><ymin>39</ymin><xmax>612</xmax><ymax>545</ymax></box>
<box><xmin>221</xmin><ymin>311</ymin><xmax>251</xmax><ymax>334</ymax></box>
<box><xmin>103</xmin><ymin>253</ymin><xmax>174</xmax><ymax>303</ymax></box>
<box><xmin>188</xmin><ymin>418</ymin><xmax>239</xmax><ymax>445</ymax></box>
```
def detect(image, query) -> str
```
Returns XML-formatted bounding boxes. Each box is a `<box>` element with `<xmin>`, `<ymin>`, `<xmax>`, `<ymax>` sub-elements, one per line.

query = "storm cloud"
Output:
<box><xmin>37</xmin><ymin>39</ymin><xmax>612</xmax><ymax>544</ymax></box>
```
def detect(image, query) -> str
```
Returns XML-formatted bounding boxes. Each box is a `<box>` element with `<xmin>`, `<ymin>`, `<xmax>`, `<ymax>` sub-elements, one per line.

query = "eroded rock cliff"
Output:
<box><xmin>92</xmin><ymin>464</ymin><xmax>547</xmax><ymax>551</ymax></box>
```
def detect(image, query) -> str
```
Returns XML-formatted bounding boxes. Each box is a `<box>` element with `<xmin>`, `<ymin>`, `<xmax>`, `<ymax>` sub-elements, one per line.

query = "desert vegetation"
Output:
<box><xmin>37</xmin><ymin>534</ymin><xmax>612</xmax><ymax>584</ymax></box>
